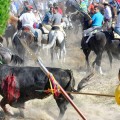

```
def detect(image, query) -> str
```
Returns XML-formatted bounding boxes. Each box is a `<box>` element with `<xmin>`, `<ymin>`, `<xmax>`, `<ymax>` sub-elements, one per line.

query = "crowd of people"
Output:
<box><xmin>9</xmin><ymin>0</ymin><xmax>120</xmax><ymax>41</ymax></box>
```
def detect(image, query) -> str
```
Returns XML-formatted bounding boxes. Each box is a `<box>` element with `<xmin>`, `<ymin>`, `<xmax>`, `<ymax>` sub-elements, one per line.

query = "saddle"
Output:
<box><xmin>51</xmin><ymin>26</ymin><xmax>60</xmax><ymax>30</ymax></box>
<box><xmin>85</xmin><ymin>27</ymin><xmax>103</xmax><ymax>37</ymax></box>
<box><xmin>84</xmin><ymin>27</ymin><xmax>103</xmax><ymax>44</ymax></box>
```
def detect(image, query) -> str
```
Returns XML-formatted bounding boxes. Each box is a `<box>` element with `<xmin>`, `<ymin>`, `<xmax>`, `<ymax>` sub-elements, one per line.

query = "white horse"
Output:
<box><xmin>43</xmin><ymin>28</ymin><xmax>66</xmax><ymax>62</ymax></box>
<box><xmin>61</xmin><ymin>15</ymin><xmax>73</xmax><ymax>30</ymax></box>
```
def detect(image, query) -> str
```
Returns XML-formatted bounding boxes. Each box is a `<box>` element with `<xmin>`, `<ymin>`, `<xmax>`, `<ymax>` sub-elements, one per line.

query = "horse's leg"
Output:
<box><xmin>106</xmin><ymin>50</ymin><xmax>112</xmax><ymax>68</ymax></box>
<box><xmin>83</xmin><ymin>49</ymin><xmax>91</xmax><ymax>71</ymax></box>
<box><xmin>94</xmin><ymin>50</ymin><xmax>104</xmax><ymax>75</ymax></box>
<box><xmin>0</xmin><ymin>97</ymin><xmax>14</xmax><ymax>115</ymax></box>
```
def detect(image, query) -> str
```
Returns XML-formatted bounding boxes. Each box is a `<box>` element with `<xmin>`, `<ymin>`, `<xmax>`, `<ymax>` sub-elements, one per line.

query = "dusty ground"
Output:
<box><xmin>0</xmin><ymin>28</ymin><xmax>120</xmax><ymax>120</ymax></box>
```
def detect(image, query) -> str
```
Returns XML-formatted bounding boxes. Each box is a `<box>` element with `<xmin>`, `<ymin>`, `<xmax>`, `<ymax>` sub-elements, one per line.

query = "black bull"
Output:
<box><xmin>0</xmin><ymin>65</ymin><xmax>78</xmax><ymax>118</ymax></box>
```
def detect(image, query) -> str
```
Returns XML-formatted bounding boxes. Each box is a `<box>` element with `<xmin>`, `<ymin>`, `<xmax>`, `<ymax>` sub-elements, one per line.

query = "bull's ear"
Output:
<box><xmin>118</xmin><ymin>69</ymin><xmax>120</xmax><ymax>81</ymax></box>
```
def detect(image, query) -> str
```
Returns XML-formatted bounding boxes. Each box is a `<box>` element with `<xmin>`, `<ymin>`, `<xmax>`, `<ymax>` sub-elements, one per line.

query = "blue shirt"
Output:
<box><xmin>92</xmin><ymin>12</ymin><xmax>104</xmax><ymax>27</ymax></box>
<box><xmin>42</xmin><ymin>11</ymin><xmax>53</xmax><ymax>24</ymax></box>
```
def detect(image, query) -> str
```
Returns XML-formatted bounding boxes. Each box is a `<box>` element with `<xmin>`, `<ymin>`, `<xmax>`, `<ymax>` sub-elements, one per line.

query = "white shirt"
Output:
<box><xmin>115</xmin><ymin>13</ymin><xmax>120</xmax><ymax>28</ymax></box>
<box><xmin>104</xmin><ymin>6</ymin><xmax>112</xmax><ymax>19</ymax></box>
<box><xmin>19</xmin><ymin>12</ymin><xmax>37</xmax><ymax>27</ymax></box>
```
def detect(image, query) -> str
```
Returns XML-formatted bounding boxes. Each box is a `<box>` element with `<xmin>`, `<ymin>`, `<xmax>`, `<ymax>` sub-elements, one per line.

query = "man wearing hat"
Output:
<box><xmin>103</xmin><ymin>1</ymin><xmax>112</xmax><ymax>30</ymax></box>
<box><xmin>19</xmin><ymin>6</ymin><xmax>38</xmax><ymax>41</ymax></box>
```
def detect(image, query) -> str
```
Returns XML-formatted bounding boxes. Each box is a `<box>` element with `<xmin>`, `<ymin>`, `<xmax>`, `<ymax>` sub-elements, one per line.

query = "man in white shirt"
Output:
<box><xmin>103</xmin><ymin>1</ymin><xmax>112</xmax><ymax>30</ymax></box>
<box><xmin>19</xmin><ymin>6</ymin><xmax>38</xmax><ymax>41</ymax></box>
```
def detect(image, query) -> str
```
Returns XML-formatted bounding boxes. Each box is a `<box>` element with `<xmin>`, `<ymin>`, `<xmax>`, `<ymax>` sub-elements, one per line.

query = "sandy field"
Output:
<box><xmin>0</xmin><ymin>27</ymin><xmax>120</xmax><ymax>120</ymax></box>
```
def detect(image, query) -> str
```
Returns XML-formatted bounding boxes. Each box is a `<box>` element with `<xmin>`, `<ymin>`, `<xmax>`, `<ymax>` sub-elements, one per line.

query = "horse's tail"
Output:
<box><xmin>12</xmin><ymin>32</ymin><xmax>25</xmax><ymax>58</ymax></box>
<box><xmin>43</xmin><ymin>31</ymin><xmax>57</xmax><ymax>49</ymax></box>
<box><xmin>11</xmin><ymin>55</ymin><xmax>24</xmax><ymax>64</ymax></box>
<box><xmin>77</xmin><ymin>72</ymin><xmax>94</xmax><ymax>91</ymax></box>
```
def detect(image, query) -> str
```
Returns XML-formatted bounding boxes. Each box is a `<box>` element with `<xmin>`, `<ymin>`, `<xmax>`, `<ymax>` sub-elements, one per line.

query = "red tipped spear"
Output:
<box><xmin>20</xmin><ymin>40</ymin><xmax>87</xmax><ymax>120</ymax></box>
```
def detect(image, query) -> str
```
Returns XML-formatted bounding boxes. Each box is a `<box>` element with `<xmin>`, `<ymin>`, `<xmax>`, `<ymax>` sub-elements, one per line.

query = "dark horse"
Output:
<box><xmin>12</xmin><ymin>29</ymin><xmax>42</xmax><ymax>60</ymax></box>
<box><xmin>0</xmin><ymin>65</ymin><xmax>93</xmax><ymax>119</ymax></box>
<box><xmin>66</xmin><ymin>2</ymin><xmax>120</xmax><ymax>74</ymax></box>
<box><xmin>81</xmin><ymin>29</ymin><xmax>120</xmax><ymax>74</ymax></box>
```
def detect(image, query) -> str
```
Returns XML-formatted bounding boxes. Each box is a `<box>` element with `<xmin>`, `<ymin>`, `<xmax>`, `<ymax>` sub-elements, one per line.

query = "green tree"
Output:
<box><xmin>0</xmin><ymin>0</ymin><xmax>10</xmax><ymax>35</ymax></box>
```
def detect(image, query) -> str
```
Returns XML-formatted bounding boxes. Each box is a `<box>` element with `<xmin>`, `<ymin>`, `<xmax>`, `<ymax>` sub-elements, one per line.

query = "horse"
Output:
<box><xmin>12</xmin><ymin>28</ymin><xmax>42</xmax><ymax>60</ymax></box>
<box><xmin>0</xmin><ymin>44</ymin><xmax>23</xmax><ymax>65</ymax></box>
<box><xmin>81</xmin><ymin>28</ymin><xmax>120</xmax><ymax>74</ymax></box>
<box><xmin>0</xmin><ymin>65</ymin><xmax>93</xmax><ymax>119</ymax></box>
<box><xmin>42</xmin><ymin>26</ymin><xmax>66</xmax><ymax>62</ymax></box>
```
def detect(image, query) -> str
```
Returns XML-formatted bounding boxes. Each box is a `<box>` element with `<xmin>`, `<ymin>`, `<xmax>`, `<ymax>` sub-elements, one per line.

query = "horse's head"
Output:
<box><xmin>70</xmin><ymin>11</ymin><xmax>91</xmax><ymax>31</ymax></box>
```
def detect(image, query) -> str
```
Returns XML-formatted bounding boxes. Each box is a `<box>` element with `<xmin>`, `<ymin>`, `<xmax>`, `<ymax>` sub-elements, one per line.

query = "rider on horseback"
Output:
<box><xmin>83</xmin><ymin>6</ymin><xmax>104</xmax><ymax>43</ymax></box>
<box><xmin>18</xmin><ymin>6</ymin><xmax>38</xmax><ymax>42</ymax></box>
<box><xmin>42</xmin><ymin>4</ymin><xmax>53</xmax><ymax>32</ymax></box>
<box><xmin>51</xmin><ymin>6</ymin><xmax>66</xmax><ymax>37</ymax></box>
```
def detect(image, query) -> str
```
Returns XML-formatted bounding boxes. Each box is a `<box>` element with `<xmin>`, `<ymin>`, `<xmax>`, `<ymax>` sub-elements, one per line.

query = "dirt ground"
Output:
<box><xmin>0</xmin><ymin>27</ymin><xmax>120</xmax><ymax>120</ymax></box>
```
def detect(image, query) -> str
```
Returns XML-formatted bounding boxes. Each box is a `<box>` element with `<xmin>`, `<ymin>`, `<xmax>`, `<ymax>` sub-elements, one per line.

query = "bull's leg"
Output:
<box><xmin>55</xmin><ymin>96</ymin><xmax>68</xmax><ymax>119</ymax></box>
<box><xmin>0</xmin><ymin>97</ymin><xmax>14</xmax><ymax>115</ymax></box>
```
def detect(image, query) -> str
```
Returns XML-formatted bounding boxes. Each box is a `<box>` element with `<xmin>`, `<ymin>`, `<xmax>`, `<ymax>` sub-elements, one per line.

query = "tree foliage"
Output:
<box><xmin>0</xmin><ymin>0</ymin><xmax>10</xmax><ymax>35</ymax></box>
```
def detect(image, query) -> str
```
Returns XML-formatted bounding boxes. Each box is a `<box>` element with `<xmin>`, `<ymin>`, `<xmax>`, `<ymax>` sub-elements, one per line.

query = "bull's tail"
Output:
<box><xmin>65</xmin><ymin>70</ymin><xmax>76</xmax><ymax>92</ymax></box>
<box><xmin>77</xmin><ymin>72</ymin><xmax>94</xmax><ymax>91</ymax></box>
<box><xmin>11</xmin><ymin>55</ymin><xmax>24</xmax><ymax>64</ymax></box>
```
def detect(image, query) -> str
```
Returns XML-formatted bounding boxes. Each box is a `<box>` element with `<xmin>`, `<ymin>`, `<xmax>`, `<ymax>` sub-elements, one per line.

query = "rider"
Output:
<box><xmin>84</xmin><ymin>6</ymin><xmax>104</xmax><ymax>43</ymax></box>
<box><xmin>84</xmin><ymin>6</ymin><xmax>104</xmax><ymax>35</ymax></box>
<box><xmin>51</xmin><ymin>6</ymin><xmax>66</xmax><ymax>37</ymax></box>
<box><xmin>53</xmin><ymin>2</ymin><xmax>63</xmax><ymax>15</ymax></box>
<box><xmin>42</xmin><ymin>4</ymin><xmax>54</xmax><ymax>31</ymax></box>
<box><xmin>19</xmin><ymin>6</ymin><xmax>38</xmax><ymax>42</ymax></box>
<box><xmin>19</xmin><ymin>1</ymin><xmax>29</xmax><ymax>16</ymax></box>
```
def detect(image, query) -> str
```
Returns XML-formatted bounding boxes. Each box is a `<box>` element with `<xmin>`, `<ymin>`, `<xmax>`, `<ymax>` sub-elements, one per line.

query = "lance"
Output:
<box><xmin>20</xmin><ymin>40</ymin><xmax>87</xmax><ymax>120</ymax></box>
